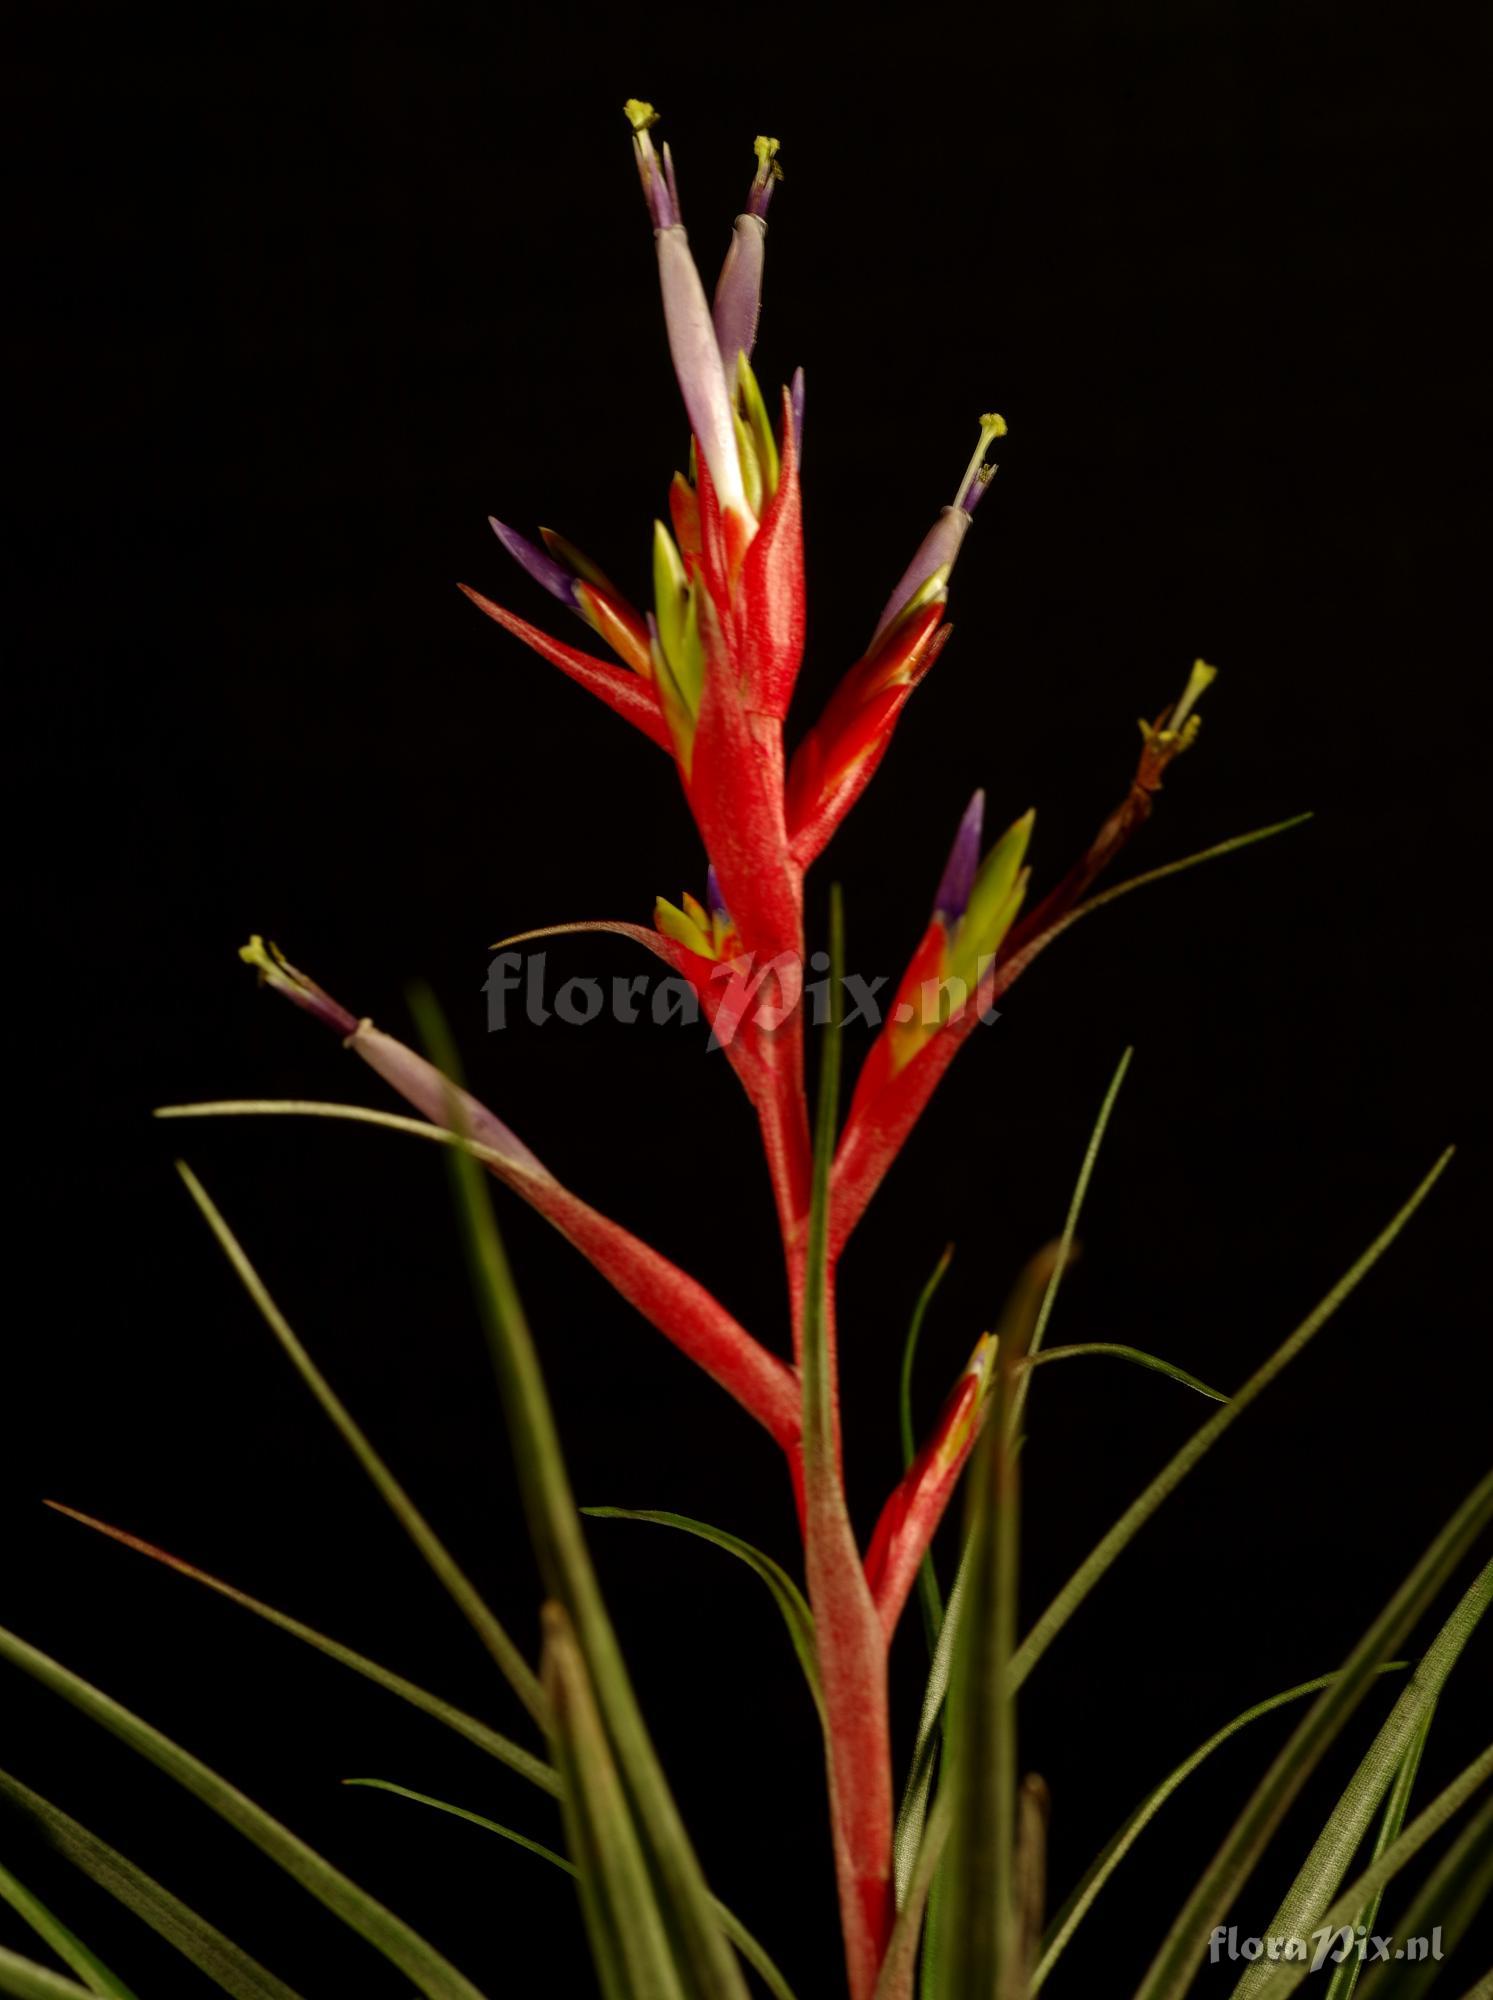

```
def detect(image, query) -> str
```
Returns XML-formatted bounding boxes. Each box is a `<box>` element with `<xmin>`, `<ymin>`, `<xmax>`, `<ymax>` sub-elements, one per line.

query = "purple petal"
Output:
<box><xmin>870</xmin><ymin>507</ymin><xmax>970</xmax><ymax>646</ymax></box>
<box><xmin>489</xmin><ymin>518</ymin><xmax>578</xmax><ymax>608</ymax></box>
<box><xmin>934</xmin><ymin>790</ymin><xmax>986</xmax><ymax>925</ymax></box>
<box><xmin>790</xmin><ymin>367</ymin><xmax>805</xmax><ymax>457</ymax></box>
<box><xmin>353</xmin><ymin>1021</ymin><xmax>547</xmax><ymax>1174</ymax></box>
<box><xmin>705</xmin><ymin>865</ymin><xmax>729</xmax><ymax>920</ymax></box>
<box><xmin>712</xmin><ymin>212</ymin><xmax>766</xmax><ymax>377</ymax></box>
<box><xmin>656</xmin><ymin>225</ymin><xmax>748</xmax><ymax>519</ymax></box>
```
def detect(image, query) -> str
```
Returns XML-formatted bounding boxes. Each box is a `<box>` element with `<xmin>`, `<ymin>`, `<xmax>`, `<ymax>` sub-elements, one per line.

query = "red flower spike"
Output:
<box><xmin>735</xmin><ymin>385</ymin><xmax>806</xmax><ymax>720</ymax></box>
<box><xmin>865</xmin><ymin>1333</ymin><xmax>996</xmax><ymax>1641</ymax></box>
<box><xmin>458</xmin><ymin>585</ymin><xmax>673</xmax><ymax>752</ymax></box>
<box><xmin>787</xmin><ymin>612</ymin><xmax>951</xmax><ymax>867</ymax></box>
<box><xmin>243</xmin><ymin>940</ymin><xmax>800</xmax><ymax>1449</ymax></box>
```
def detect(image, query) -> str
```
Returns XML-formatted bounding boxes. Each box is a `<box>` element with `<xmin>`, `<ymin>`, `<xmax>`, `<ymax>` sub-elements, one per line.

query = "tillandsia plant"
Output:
<box><xmin>3</xmin><ymin>102</ymin><xmax>1490</xmax><ymax>2000</ymax></box>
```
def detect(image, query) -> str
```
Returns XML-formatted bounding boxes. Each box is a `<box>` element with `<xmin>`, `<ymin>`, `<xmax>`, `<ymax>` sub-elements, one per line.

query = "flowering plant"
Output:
<box><xmin>2</xmin><ymin>104</ymin><xmax>1488</xmax><ymax>2000</ymax></box>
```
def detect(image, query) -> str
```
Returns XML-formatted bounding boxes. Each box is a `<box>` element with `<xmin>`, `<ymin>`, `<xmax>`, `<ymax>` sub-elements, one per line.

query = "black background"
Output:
<box><xmin>9</xmin><ymin>2</ymin><xmax>1491</xmax><ymax>1994</ymax></box>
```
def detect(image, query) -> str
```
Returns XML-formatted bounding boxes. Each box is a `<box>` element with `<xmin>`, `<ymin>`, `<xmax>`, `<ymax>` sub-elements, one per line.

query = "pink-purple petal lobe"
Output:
<box><xmin>488</xmin><ymin>517</ymin><xmax>579</xmax><ymax>608</ymax></box>
<box><xmin>713</xmin><ymin>212</ymin><xmax>767</xmax><ymax>377</ymax></box>
<box><xmin>934</xmin><ymin>789</ymin><xmax>986</xmax><ymax>925</ymax></box>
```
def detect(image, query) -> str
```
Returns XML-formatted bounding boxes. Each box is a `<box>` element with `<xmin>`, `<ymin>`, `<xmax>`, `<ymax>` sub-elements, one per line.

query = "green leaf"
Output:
<box><xmin>581</xmin><ymin>1509</ymin><xmax>823</xmax><ymax>1723</ymax></box>
<box><xmin>44</xmin><ymin>1504</ymin><xmax>556</xmax><ymax>1797</ymax></box>
<box><xmin>1013</xmin><ymin>1149</ymin><xmax>1455</xmax><ymax>1687</ymax></box>
<box><xmin>898</xmin><ymin>1246</ymin><xmax>956</xmax><ymax>1654</ymax></box>
<box><xmin>1234</xmin><ymin>1742</ymin><xmax>1493</xmax><ymax>2000</ymax></box>
<box><xmin>1032</xmin><ymin>1665</ymin><xmax>1411</xmax><ymax>1989</ymax></box>
<box><xmin>1233</xmin><ymin>1559</ymin><xmax>1493</xmax><ymax>1998</ymax></box>
<box><xmin>0</xmin><ymin>1949</ymin><xmax>98</xmax><ymax>1999</ymax></box>
<box><xmin>348</xmin><ymin>1779</ymin><xmax>802</xmax><ymax>2000</ymax></box>
<box><xmin>542</xmin><ymin>1603</ymin><xmax>688</xmax><ymax>2000</ymax></box>
<box><xmin>932</xmin><ymin>1257</ymin><xmax>1047</xmax><ymax>2000</ymax></box>
<box><xmin>1129</xmin><ymin>1470</ymin><xmax>1493</xmax><ymax>2000</ymax></box>
<box><xmin>174</xmin><ymin>1162</ymin><xmax>544</xmax><ymax>1726</ymax></box>
<box><xmin>1023</xmin><ymin>1341</ymin><xmax>1227</xmax><ymax>1403</ymax></box>
<box><xmin>0</xmin><ymin>1627</ymin><xmax>489</xmax><ymax>2000</ymax></box>
<box><xmin>1358</xmin><ymin>1787</ymin><xmax>1493</xmax><ymax>2000</ymax></box>
<box><xmin>345</xmin><ymin>1779</ymin><xmax>574</xmax><ymax>1872</ymax></box>
<box><xmin>413</xmin><ymin>993</ymin><xmax>751</xmax><ymax>2000</ymax></box>
<box><xmin>0</xmin><ymin>1861</ymin><xmax>137</xmax><ymax>1999</ymax></box>
<box><xmin>0</xmin><ymin>1768</ymin><xmax>305</xmax><ymax>2000</ymax></box>
<box><xmin>1323</xmin><ymin>1707</ymin><xmax>1433</xmax><ymax>2000</ymax></box>
<box><xmin>1067</xmin><ymin>814</ymin><xmax>1314</xmax><ymax>927</ymax></box>
<box><xmin>1012</xmin><ymin>1045</ymin><xmax>1134</xmax><ymax>1429</ymax></box>
<box><xmin>895</xmin><ymin>1051</ymin><xmax>1134</xmax><ymax>1908</ymax></box>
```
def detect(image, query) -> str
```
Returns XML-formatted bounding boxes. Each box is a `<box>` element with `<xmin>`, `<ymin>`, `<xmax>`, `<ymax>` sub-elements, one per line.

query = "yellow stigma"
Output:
<box><xmin>954</xmin><ymin>413</ymin><xmax>1008</xmax><ymax>507</ymax></box>
<box><xmin>1169</xmin><ymin>658</ymin><xmax>1219</xmax><ymax>734</ymax></box>
<box><xmin>624</xmin><ymin>99</ymin><xmax>659</xmax><ymax>134</ymax></box>
<box><xmin>753</xmin><ymin>134</ymin><xmax>783</xmax><ymax>184</ymax></box>
<box><xmin>239</xmin><ymin>934</ymin><xmax>280</xmax><ymax>977</ymax></box>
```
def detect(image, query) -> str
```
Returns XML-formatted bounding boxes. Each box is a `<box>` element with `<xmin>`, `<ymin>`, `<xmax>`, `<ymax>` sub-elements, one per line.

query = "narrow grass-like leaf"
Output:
<box><xmin>0</xmin><ymin>1769</ymin><xmax>306</xmax><ymax>2000</ymax></box>
<box><xmin>1358</xmin><ymin>1787</ymin><xmax>1493</xmax><ymax>2000</ymax></box>
<box><xmin>543</xmin><ymin>1603</ymin><xmax>688</xmax><ymax>2000</ymax></box>
<box><xmin>0</xmin><ymin>1629</ymin><xmax>489</xmax><ymax>1999</ymax></box>
<box><xmin>0</xmin><ymin>1863</ymin><xmax>136</xmax><ymax>1999</ymax></box>
<box><xmin>174</xmin><ymin>1162</ymin><xmax>544</xmax><ymax>1726</ymax></box>
<box><xmin>43</xmin><ymin>1504</ymin><xmax>556</xmax><ymax>1796</ymax></box>
<box><xmin>875</xmin><ymin>1789</ymin><xmax>952</xmax><ymax>2000</ymax></box>
<box><xmin>1013</xmin><ymin>1150</ymin><xmax>1455</xmax><ymax>1688</ymax></box>
<box><xmin>1234</xmin><ymin>1560</ymin><xmax>1492</xmax><ymax>1998</ymax></box>
<box><xmin>1033</xmin><ymin>1666</ymin><xmax>1409</xmax><ymax>1989</ymax></box>
<box><xmin>1239</xmin><ymin>1743</ymin><xmax>1493</xmax><ymax>2000</ymax></box>
<box><xmin>932</xmin><ymin>1260</ymin><xmax>1032</xmax><ymax>2000</ymax></box>
<box><xmin>899</xmin><ymin>1246</ymin><xmax>956</xmax><ymax>1653</ymax></box>
<box><xmin>1324</xmin><ymin>1707</ymin><xmax>1434</xmax><ymax>2000</ymax></box>
<box><xmin>1023</xmin><ymin>1342</ymin><xmax>1227</xmax><ymax>1403</ymax></box>
<box><xmin>346</xmin><ymin>1778</ymin><xmax>576</xmax><ymax>1871</ymax></box>
<box><xmin>1130</xmin><ymin>1470</ymin><xmax>1493</xmax><ymax>2000</ymax></box>
<box><xmin>414</xmin><ymin>995</ymin><xmax>750</xmax><ymax>2000</ymax></box>
<box><xmin>582</xmin><ymin>1508</ymin><xmax>823</xmax><ymax>1722</ymax></box>
<box><xmin>1014</xmin><ymin>1046</ymin><xmax>1133</xmax><ymax>1427</ymax></box>
<box><xmin>0</xmin><ymin>1949</ymin><xmax>98</xmax><ymax>1999</ymax></box>
<box><xmin>1067</xmin><ymin>815</ymin><xmax>1314</xmax><ymax>927</ymax></box>
<box><xmin>348</xmin><ymin>1778</ymin><xmax>802</xmax><ymax>2000</ymax></box>
<box><xmin>895</xmin><ymin>1055</ymin><xmax>1133</xmax><ymax>1915</ymax></box>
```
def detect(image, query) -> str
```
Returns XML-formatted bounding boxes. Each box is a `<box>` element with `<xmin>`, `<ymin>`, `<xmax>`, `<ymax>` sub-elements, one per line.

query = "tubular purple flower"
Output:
<box><xmin>241</xmin><ymin>937</ymin><xmax>546</xmax><ymax>1174</ymax></box>
<box><xmin>349</xmin><ymin>1021</ymin><xmax>547</xmax><ymax>1175</ymax></box>
<box><xmin>712</xmin><ymin>136</ymin><xmax>781</xmax><ymax>378</ymax></box>
<box><xmin>790</xmin><ymin>366</ymin><xmax>805</xmax><ymax>456</ymax></box>
<box><xmin>626</xmin><ymin>101</ymin><xmax>751</xmax><ymax>528</ymax></box>
<box><xmin>870</xmin><ymin>413</ymin><xmax>1006</xmax><ymax>644</ymax></box>
<box><xmin>933</xmin><ymin>789</ymin><xmax>986</xmax><ymax>925</ymax></box>
<box><xmin>240</xmin><ymin>937</ymin><xmax>358</xmax><ymax>1039</ymax></box>
<box><xmin>488</xmin><ymin>517</ymin><xmax>578</xmax><ymax>608</ymax></box>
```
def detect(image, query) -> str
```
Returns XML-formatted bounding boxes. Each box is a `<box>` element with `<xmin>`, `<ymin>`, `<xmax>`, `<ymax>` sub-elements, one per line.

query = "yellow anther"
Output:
<box><xmin>624</xmin><ymin>99</ymin><xmax>660</xmax><ymax>133</ymax></box>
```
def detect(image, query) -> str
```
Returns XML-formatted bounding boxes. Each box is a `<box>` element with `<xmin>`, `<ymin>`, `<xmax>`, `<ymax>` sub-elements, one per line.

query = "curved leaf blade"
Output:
<box><xmin>0</xmin><ymin>1768</ymin><xmax>305</xmax><ymax>2000</ymax></box>
<box><xmin>43</xmin><ymin>1504</ymin><xmax>555</xmax><ymax>1797</ymax></box>
<box><xmin>0</xmin><ymin>1949</ymin><xmax>98</xmax><ymax>1999</ymax></box>
<box><xmin>0</xmin><ymin>1862</ymin><xmax>137</xmax><ymax>1999</ymax></box>
<box><xmin>1024</xmin><ymin>1342</ymin><xmax>1227</xmax><ymax>1403</ymax></box>
<box><xmin>1129</xmin><ymin>1471</ymin><xmax>1493</xmax><ymax>2000</ymax></box>
<box><xmin>348</xmin><ymin>1777</ymin><xmax>802</xmax><ymax>2000</ymax></box>
<box><xmin>0</xmin><ymin>1625</ymin><xmax>489</xmax><ymax>2000</ymax></box>
<box><xmin>582</xmin><ymin>1508</ymin><xmax>822</xmax><ymax>1722</ymax></box>
<box><xmin>174</xmin><ymin>1162</ymin><xmax>544</xmax><ymax>1725</ymax></box>
<box><xmin>1033</xmin><ymin>1665</ymin><xmax>1410</xmax><ymax>1989</ymax></box>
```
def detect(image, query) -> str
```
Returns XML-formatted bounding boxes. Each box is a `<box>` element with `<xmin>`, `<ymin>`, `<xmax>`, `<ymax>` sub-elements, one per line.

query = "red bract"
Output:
<box><xmin>247</xmin><ymin>107</ymin><xmax>1220</xmax><ymax>2000</ymax></box>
